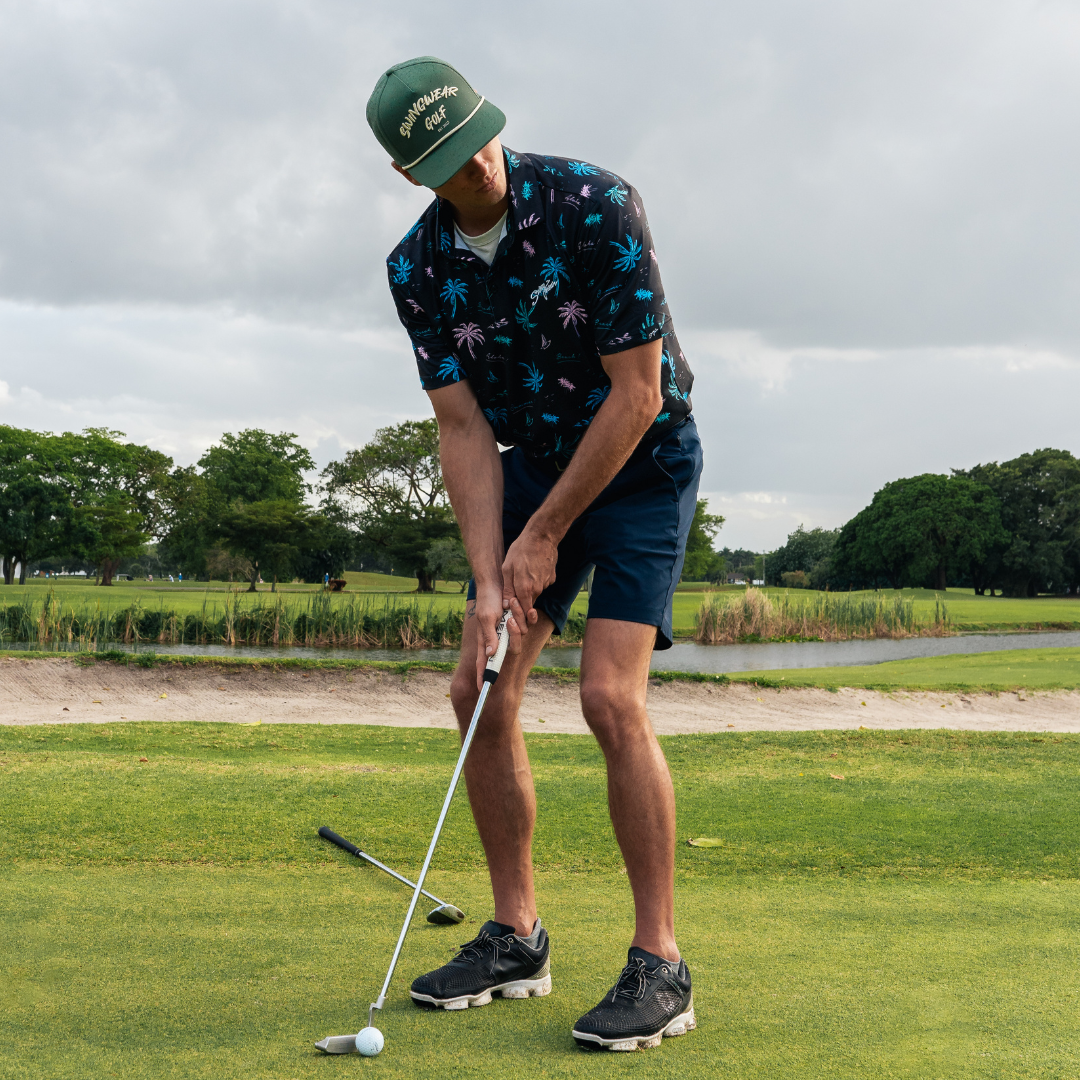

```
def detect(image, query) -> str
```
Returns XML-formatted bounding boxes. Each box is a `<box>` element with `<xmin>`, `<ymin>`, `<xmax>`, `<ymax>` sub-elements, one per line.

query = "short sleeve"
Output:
<box><xmin>576</xmin><ymin>181</ymin><xmax>670</xmax><ymax>355</ymax></box>
<box><xmin>388</xmin><ymin>270</ymin><xmax>463</xmax><ymax>390</ymax></box>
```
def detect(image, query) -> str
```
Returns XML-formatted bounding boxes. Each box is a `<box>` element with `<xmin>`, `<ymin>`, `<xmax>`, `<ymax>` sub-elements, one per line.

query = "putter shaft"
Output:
<box><xmin>368</xmin><ymin>612</ymin><xmax>511</xmax><ymax>1026</ymax></box>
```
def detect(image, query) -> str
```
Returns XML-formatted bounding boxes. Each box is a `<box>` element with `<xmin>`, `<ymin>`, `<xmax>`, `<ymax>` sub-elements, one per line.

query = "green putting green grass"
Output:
<box><xmin>2</xmin><ymin>723</ymin><xmax>1079</xmax><ymax>1077</ymax></box>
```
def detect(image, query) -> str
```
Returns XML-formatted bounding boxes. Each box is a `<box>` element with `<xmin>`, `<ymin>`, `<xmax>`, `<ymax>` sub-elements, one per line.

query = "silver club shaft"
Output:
<box><xmin>368</xmin><ymin>679</ymin><xmax>492</xmax><ymax>1027</ymax></box>
<box><xmin>368</xmin><ymin>612</ymin><xmax>510</xmax><ymax>1029</ymax></box>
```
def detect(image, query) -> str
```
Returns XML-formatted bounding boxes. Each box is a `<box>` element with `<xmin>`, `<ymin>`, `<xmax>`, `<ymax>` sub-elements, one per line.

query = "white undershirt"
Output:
<box><xmin>454</xmin><ymin>210</ymin><xmax>508</xmax><ymax>266</ymax></box>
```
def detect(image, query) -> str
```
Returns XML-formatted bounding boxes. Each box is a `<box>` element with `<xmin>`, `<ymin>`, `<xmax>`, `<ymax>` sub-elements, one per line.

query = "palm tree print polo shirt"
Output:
<box><xmin>387</xmin><ymin>149</ymin><xmax>694</xmax><ymax>468</ymax></box>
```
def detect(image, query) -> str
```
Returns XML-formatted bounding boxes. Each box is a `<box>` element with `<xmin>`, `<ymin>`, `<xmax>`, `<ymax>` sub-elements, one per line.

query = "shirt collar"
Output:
<box><xmin>432</xmin><ymin>148</ymin><xmax>545</xmax><ymax>262</ymax></box>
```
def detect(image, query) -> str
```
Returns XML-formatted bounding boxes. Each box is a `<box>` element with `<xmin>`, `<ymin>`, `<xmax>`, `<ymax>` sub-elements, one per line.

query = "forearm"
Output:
<box><xmin>439</xmin><ymin>410</ymin><xmax>505</xmax><ymax>589</ymax></box>
<box><xmin>528</xmin><ymin>382</ymin><xmax>660</xmax><ymax>546</ymax></box>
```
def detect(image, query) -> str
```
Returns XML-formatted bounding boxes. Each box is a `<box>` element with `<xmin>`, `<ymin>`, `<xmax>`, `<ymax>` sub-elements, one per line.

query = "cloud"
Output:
<box><xmin>1</xmin><ymin>0</ymin><xmax>1079</xmax><ymax>552</ymax></box>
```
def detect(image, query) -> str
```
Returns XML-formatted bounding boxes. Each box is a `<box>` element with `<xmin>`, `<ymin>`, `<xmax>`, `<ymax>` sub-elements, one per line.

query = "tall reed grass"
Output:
<box><xmin>0</xmin><ymin>590</ymin><xmax>478</xmax><ymax>651</ymax></box>
<box><xmin>694</xmin><ymin>588</ymin><xmax>950</xmax><ymax>644</ymax></box>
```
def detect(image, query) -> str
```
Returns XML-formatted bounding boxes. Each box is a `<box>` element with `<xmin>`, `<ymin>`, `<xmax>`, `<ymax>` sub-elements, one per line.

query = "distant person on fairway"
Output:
<box><xmin>367</xmin><ymin>57</ymin><xmax>700</xmax><ymax>1052</ymax></box>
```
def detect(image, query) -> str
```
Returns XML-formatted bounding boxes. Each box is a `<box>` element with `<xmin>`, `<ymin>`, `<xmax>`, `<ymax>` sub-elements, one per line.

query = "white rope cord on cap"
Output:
<box><xmin>401</xmin><ymin>96</ymin><xmax>486</xmax><ymax>171</ymax></box>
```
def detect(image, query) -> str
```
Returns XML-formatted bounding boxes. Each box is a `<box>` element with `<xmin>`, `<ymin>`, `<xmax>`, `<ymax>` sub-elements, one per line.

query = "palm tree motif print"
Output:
<box><xmin>508</xmin><ymin>277</ymin><xmax>523</xmax><ymax>287</ymax></box>
<box><xmin>416</xmin><ymin>345</ymin><xmax>429</xmax><ymax>360</ymax></box>
<box><xmin>520</xmin><ymin>363</ymin><xmax>543</xmax><ymax>392</ymax></box>
<box><xmin>634</xmin><ymin>288</ymin><xmax>653</xmax><ymax>301</ymax></box>
<box><xmin>604</xmin><ymin>186</ymin><xmax>628</xmax><ymax>206</ymax></box>
<box><xmin>437</xmin><ymin>356</ymin><xmax>464</xmax><ymax>382</ymax></box>
<box><xmin>654</xmin><ymin>412</ymin><xmax>671</xmax><ymax>424</ymax></box>
<box><xmin>558</xmin><ymin>377</ymin><xmax>576</xmax><ymax>391</ymax></box>
<box><xmin>521</xmin><ymin>181</ymin><xmax>534</xmax><ymax>200</ymax></box>
<box><xmin>579</xmin><ymin>184</ymin><xmax>593</xmax><ymax>198</ymax></box>
<box><xmin>610</xmin><ymin>234</ymin><xmax>642</xmax><ymax>272</ymax></box>
<box><xmin>586</xmin><ymin>385</ymin><xmax>611</xmax><ymax>410</ymax></box>
<box><xmin>440</xmin><ymin>231</ymin><xmax>452</xmax><ymax>253</ymax></box>
<box><xmin>521</xmin><ymin>240</ymin><xmax>536</xmax><ymax>256</ymax></box>
<box><xmin>389</xmin><ymin>256</ymin><xmax>413</xmax><ymax>284</ymax></box>
<box><xmin>568</xmin><ymin>161</ymin><xmax>598</xmax><ymax>176</ymax></box>
<box><xmin>440</xmin><ymin>279</ymin><xmax>468</xmax><ymax>318</ymax></box>
<box><xmin>493</xmin><ymin>334</ymin><xmax>513</xmax><ymax>347</ymax></box>
<box><xmin>504</xmin><ymin>150</ymin><xmax>520</xmax><ymax>170</ymax></box>
<box><xmin>541</xmin><ymin>413</ymin><xmax>559</xmax><ymax>424</ymax></box>
<box><xmin>451</xmin><ymin>322</ymin><xmax>485</xmax><ymax>358</ymax></box>
<box><xmin>558</xmin><ymin>300</ymin><xmax>587</xmax><ymax>334</ymax></box>
<box><xmin>584</xmin><ymin>213</ymin><xmax>603</xmax><ymax>226</ymax></box>
<box><xmin>639</xmin><ymin>314</ymin><xmax>656</xmax><ymax>340</ymax></box>
<box><xmin>541</xmin><ymin>257</ymin><xmax>570</xmax><ymax>295</ymax></box>
<box><xmin>515</xmin><ymin>300</ymin><xmax>537</xmax><ymax>333</ymax></box>
<box><xmin>483</xmin><ymin>406</ymin><xmax>508</xmax><ymax>425</ymax></box>
<box><xmin>519</xmin><ymin>214</ymin><xmax>541</xmax><ymax>229</ymax></box>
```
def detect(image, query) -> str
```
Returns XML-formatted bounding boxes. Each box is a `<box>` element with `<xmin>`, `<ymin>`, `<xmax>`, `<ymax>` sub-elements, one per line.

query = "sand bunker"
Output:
<box><xmin>1</xmin><ymin>656</ymin><xmax>1078</xmax><ymax>733</ymax></box>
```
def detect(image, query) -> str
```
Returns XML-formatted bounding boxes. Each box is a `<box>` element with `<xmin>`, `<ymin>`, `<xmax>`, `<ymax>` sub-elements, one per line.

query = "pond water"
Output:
<box><xmin>6</xmin><ymin>630</ymin><xmax>1080</xmax><ymax>673</ymax></box>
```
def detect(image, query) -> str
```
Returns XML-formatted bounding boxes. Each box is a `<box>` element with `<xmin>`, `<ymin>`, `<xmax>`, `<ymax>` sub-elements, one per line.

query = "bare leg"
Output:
<box><xmin>579</xmin><ymin>619</ymin><xmax>679</xmax><ymax>962</ymax></box>
<box><xmin>450</xmin><ymin>605</ymin><xmax>554</xmax><ymax>936</ymax></box>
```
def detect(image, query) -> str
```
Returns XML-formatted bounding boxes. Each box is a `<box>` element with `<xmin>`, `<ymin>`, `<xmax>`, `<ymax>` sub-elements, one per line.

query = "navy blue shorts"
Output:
<box><xmin>468</xmin><ymin>418</ymin><xmax>702</xmax><ymax>650</ymax></box>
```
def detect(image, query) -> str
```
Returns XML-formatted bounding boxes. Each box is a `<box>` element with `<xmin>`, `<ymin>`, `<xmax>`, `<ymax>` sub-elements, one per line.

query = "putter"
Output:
<box><xmin>317</xmin><ymin>826</ymin><xmax>465</xmax><ymax>924</ymax></box>
<box><xmin>315</xmin><ymin>610</ymin><xmax>511</xmax><ymax>1056</ymax></box>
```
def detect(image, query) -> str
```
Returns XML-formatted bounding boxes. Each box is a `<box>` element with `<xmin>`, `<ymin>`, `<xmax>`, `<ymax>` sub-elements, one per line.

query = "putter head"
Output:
<box><xmin>315</xmin><ymin>1034</ymin><xmax>359</xmax><ymax>1054</ymax></box>
<box><xmin>426</xmin><ymin>903</ymin><xmax>465</xmax><ymax>925</ymax></box>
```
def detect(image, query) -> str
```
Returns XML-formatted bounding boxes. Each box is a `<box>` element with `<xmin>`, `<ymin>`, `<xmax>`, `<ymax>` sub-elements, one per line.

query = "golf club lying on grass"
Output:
<box><xmin>317</xmin><ymin>826</ymin><xmax>465</xmax><ymax>925</ymax></box>
<box><xmin>315</xmin><ymin>610</ymin><xmax>512</xmax><ymax>1058</ymax></box>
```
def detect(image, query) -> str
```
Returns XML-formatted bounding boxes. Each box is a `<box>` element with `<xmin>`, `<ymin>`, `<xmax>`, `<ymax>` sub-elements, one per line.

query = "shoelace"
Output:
<box><xmin>452</xmin><ymin>929</ymin><xmax>518</xmax><ymax>974</ymax></box>
<box><xmin>612</xmin><ymin>956</ymin><xmax>651</xmax><ymax>1001</ymax></box>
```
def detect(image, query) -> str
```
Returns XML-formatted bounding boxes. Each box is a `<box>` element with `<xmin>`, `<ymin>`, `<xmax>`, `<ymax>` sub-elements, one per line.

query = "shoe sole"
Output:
<box><xmin>572</xmin><ymin>1003</ymin><xmax>696</xmax><ymax>1052</ymax></box>
<box><xmin>411</xmin><ymin>967</ymin><xmax>552</xmax><ymax>1011</ymax></box>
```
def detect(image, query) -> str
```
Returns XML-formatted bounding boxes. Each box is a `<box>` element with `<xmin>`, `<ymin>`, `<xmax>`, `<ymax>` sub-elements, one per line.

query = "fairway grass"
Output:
<box><xmin>731</xmin><ymin>646</ymin><xmax>1080</xmax><ymax>692</ymax></box>
<box><xmin>2</xmin><ymin>723</ymin><xmax>1078</xmax><ymax>1077</ymax></box>
<box><xmin>3</xmin><ymin>869</ymin><xmax>1076</xmax><ymax>1079</ymax></box>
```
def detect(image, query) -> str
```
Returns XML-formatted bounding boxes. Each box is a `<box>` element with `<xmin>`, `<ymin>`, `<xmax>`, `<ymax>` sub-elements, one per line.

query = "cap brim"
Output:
<box><xmin>405</xmin><ymin>99</ymin><xmax>506</xmax><ymax>189</ymax></box>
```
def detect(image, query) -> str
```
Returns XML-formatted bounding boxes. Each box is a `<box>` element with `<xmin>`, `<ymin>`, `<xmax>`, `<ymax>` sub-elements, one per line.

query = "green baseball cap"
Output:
<box><xmin>366</xmin><ymin>56</ymin><xmax>506</xmax><ymax>189</ymax></box>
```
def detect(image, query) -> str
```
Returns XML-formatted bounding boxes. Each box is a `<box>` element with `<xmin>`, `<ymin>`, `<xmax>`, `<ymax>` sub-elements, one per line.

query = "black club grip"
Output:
<box><xmin>318</xmin><ymin>826</ymin><xmax>362</xmax><ymax>858</ymax></box>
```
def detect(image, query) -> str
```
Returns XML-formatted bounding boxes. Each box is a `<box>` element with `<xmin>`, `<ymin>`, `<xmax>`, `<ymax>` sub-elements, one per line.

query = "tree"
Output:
<box><xmin>70</xmin><ymin>494</ymin><xmax>151</xmax><ymax>586</ymax></box>
<box><xmin>181</xmin><ymin>430</ymin><xmax>318</xmax><ymax>590</ymax></box>
<box><xmin>832</xmin><ymin>473</ymin><xmax>1007</xmax><ymax>590</ymax></box>
<box><xmin>157</xmin><ymin>466</ymin><xmax>215</xmax><ymax>579</ymax></box>
<box><xmin>0</xmin><ymin>427</ymin><xmax>72</xmax><ymax>583</ymax></box>
<box><xmin>51</xmin><ymin>428</ymin><xmax>173</xmax><ymax>584</ymax></box>
<box><xmin>216</xmin><ymin>500</ymin><xmax>317</xmax><ymax>592</ymax></box>
<box><xmin>426</xmin><ymin>536</ymin><xmax>472</xmax><ymax>592</ymax></box>
<box><xmin>198</xmin><ymin>430</ymin><xmax>314</xmax><ymax>505</ymax></box>
<box><xmin>321</xmin><ymin>420</ymin><xmax>458</xmax><ymax>592</ymax></box>
<box><xmin>291</xmin><ymin>511</ymin><xmax>356</xmax><ymax>584</ymax></box>
<box><xmin>765</xmin><ymin>525</ymin><xmax>839</xmax><ymax>588</ymax></box>
<box><xmin>958</xmin><ymin>449</ymin><xmax>1080</xmax><ymax>596</ymax></box>
<box><xmin>680</xmin><ymin>499</ymin><xmax>726</xmax><ymax>582</ymax></box>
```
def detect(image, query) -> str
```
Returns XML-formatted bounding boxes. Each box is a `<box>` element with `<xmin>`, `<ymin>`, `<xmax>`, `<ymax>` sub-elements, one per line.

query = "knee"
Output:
<box><xmin>449</xmin><ymin>670</ymin><xmax>480</xmax><ymax>721</ymax></box>
<box><xmin>580</xmin><ymin>676</ymin><xmax>647</xmax><ymax>747</ymax></box>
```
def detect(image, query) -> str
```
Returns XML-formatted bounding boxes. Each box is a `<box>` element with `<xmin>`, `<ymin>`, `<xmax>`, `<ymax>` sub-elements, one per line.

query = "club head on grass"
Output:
<box><xmin>426</xmin><ymin>903</ymin><xmax>465</xmax><ymax>924</ymax></box>
<box><xmin>314</xmin><ymin>1034</ymin><xmax>359</xmax><ymax>1054</ymax></box>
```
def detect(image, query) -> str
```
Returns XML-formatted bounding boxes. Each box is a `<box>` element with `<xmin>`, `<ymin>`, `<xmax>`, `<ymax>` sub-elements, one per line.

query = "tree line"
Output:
<box><xmin>0</xmin><ymin>421</ymin><xmax>470</xmax><ymax>591</ymax></box>
<box><xmin>764</xmin><ymin>448</ymin><xmax>1080</xmax><ymax>597</ymax></box>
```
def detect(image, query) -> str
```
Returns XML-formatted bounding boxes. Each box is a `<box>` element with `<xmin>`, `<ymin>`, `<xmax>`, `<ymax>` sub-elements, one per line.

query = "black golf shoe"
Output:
<box><xmin>410</xmin><ymin>919</ymin><xmax>551</xmax><ymax>1010</ymax></box>
<box><xmin>572</xmin><ymin>947</ymin><xmax>695</xmax><ymax>1051</ymax></box>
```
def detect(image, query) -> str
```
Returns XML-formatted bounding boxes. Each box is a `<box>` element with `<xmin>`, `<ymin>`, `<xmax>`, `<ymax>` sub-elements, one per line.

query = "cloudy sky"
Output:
<box><xmin>2</xmin><ymin>0</ymin><xmax>1078</xmax><ymax>550</ymax></box>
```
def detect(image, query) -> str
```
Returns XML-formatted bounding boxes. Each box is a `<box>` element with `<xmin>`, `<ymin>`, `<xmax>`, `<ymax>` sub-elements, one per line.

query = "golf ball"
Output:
<box><xmin>355</xmin><ymin>1027</ymin><xmax>384</xmax><ymax>1057</ymax></box>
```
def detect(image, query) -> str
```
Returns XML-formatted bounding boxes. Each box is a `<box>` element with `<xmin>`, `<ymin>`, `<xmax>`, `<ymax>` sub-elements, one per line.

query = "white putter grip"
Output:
<box><xmin>482</xmin><ymin>611</ymin><xmax>512</xmax><ymax>684</ymax></box>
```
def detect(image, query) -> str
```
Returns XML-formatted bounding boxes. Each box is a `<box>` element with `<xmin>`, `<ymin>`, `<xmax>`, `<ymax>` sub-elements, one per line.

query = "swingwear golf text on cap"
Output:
<box><xmin>366</xmin><ymin>56</ymin><xmax>506</xmax><ymax>189</ymax></box>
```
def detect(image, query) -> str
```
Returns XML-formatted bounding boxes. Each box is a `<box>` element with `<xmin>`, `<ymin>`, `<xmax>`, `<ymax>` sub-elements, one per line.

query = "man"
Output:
<box><xmin>367</xmin><ymin>57</ymin><xmax>701</xmax><ymax>1052</ymax></box>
